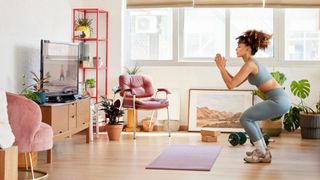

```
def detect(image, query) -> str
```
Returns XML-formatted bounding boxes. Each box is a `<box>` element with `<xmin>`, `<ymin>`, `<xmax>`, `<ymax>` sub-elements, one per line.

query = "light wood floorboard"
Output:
<box><xmin>32</xmin><ymin>132</ymin><xmax>320</xmax><ymax>180</ymax></box>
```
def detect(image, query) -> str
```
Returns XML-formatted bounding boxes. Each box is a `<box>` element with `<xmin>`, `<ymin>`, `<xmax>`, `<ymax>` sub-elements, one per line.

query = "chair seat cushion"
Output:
<box><xmin>19</xmin><ymin>123</ymin><xmax>53</xmax><ymax>153</ymax></box>
<box><xmin>124</xmin><ymin>98</ymin><xmax>169</xmax><ymax>110</ymax></box>
<box><xmin>31</xmin><ymin>123</ymin><xmax>53</xmax><ymax>152</ymax></box>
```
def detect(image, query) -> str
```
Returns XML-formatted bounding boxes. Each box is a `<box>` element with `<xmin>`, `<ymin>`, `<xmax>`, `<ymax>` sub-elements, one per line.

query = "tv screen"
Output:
<box><xmin>40</xmin><ymin>40</ymin><xmax>79</xmax><ymax>98</ymax></box>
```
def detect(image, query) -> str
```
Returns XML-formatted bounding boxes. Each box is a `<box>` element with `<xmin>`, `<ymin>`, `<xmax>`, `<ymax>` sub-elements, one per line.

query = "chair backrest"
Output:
<box><xmin>6</xmin><ymin>92</ymin><xmax>42</xmax><ymax>151</ymax></box>
<box><xmin>119</xmin><ymin>75</ymin><xmax>154</xmax><ymax>98</ymax></box>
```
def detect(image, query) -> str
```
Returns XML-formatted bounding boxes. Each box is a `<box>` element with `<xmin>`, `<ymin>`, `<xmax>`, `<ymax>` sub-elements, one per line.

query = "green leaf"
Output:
<box><xmin>290</xmin><ymin>79</ymin><xmax>310</xmax><ymax>99</ymax></box>
<box><xmin>253</xmin><ymin>90</ymin><xmax>267</xmax><ymax>100</ymax></box>
<box><xmin>283</xmin><ymin>106</ymin><xmax>301</xmax><ymax>132</ymax></box>
<box><xmin>112</xmin><ymin>86</ymin><xmax>121</xmax><ymax>94</ymax></box>
<box><xmin>270</xmin><ymin>71</ymin><xmax>286</xmax><ymax>86</ymax></box>
<box><xmin>126</xmin><ymin>64</ymin><xmax>141</xmax><ymax>75</ymax></box>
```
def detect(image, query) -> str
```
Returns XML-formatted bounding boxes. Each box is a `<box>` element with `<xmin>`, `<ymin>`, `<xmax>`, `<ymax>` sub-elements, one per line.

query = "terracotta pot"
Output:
<box><xmin>260</xmin><ymin>119</ymin><xmax>283</xmax><ymax>137</ymax></box>
<box><xmin>106</xmin><ymin>124</ymin><xmax>123</xmax><ymax>141</ymax></box>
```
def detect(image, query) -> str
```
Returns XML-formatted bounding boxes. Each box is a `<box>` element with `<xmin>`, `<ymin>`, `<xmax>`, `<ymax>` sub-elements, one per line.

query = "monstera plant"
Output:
<box><xmin>283</xmin><ymin>79</ymin><xmax>320</xmax><ymax>139</ymax></box>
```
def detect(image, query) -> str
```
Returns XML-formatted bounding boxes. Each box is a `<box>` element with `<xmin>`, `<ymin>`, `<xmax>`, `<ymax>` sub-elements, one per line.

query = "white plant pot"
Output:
<box><xmin>89</xmin><ymin>88</ymin><xmax>96</xmax><ymax>97</ymax></box>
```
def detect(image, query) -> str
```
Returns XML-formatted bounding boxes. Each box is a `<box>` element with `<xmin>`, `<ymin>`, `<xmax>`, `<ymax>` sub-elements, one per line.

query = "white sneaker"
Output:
<box><xmin>244</xmin><ymin>149</ymin><xmax>272</xmax><ymax>163</ymax></box>
<box><xmin>245</xmin><ymin>149</ymin><xmax>259</xmax><ymax>156</ymax></box>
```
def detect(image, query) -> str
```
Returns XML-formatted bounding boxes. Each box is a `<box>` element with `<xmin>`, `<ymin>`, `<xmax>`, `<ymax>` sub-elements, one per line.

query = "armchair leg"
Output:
<box><xmin>28</xmin><ymin>153</ymin><xmax>35</xmax><ymax>179</ymax></box>
<box><xmin>133</xmin><ymin>95</ymin><xmax>136</xmax><ymax>140</ymax></box>
<box><xmin>20</xmin><ymin>152</ymin><xmax>48</xmax><ymax>180</ymax></box>
<box><xmin>149</xmin><ymin>111</ymin><xmax>155</xmax><ymax>128</ymax></box>
<box><xmin>24</xmin><ymin>153</ymin><xmax>29</xmax><ymax>170</ymax></box>
<box><xmin>167</xmin><ymin>107</ymin><xmax>171</xmax><ymax>137</ymax></box>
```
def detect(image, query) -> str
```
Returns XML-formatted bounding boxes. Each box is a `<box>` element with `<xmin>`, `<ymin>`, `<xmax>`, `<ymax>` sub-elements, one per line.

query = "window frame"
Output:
<box><xmin>125</xmin><ymin>8</ymin><xmax>320</xmax><ymax>67</ymax></box>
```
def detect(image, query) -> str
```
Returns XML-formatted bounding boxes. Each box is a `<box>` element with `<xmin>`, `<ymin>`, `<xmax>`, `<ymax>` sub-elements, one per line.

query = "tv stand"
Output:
<box><xmin>40</xmin><ymin>98</ymin><xmax>90</xmax><ymax>162</ymax></box>
<box><xmin>46</xmin><ymin>95</ymin><xmax>76</xmax><ymax>103</ymax></box>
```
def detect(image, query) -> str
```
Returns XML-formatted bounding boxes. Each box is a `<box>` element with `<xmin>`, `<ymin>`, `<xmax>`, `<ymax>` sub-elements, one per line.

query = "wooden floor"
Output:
<box><xmin>32</xmin><ymin>131</ymin><xmax>320</xmax><ymax>180</ymax></box>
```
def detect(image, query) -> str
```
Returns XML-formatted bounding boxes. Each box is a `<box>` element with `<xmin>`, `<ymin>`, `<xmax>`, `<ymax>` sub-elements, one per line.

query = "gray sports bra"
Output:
<box><xmin>248</xmin><ymin>59</ymin><xmax>272</xmax><ymax>87</ymax></box>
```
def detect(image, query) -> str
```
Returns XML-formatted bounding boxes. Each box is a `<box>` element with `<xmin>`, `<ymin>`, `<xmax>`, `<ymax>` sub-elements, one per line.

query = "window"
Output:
<box><xmin>183</xmin><ymin>8</ymin><xmax>225</xmax><ymax>58</ymax></box>
<box><xmin>230</xmin><ymin>8</ymin><xmax>274</xmax><ymax>58</ymax></box>
<box><xmin>285</xmin><ymin>9</ymin><xmax>320</xmax><ymax>61</ymax></box>
<box><xmin>128</xmin><ymin>8</ymin><xmax>173</xmax><ymax>60</ymax></box>
<box><xmin>126</xmin><ymin>7</ymin><xmax>320</xmax><ymax>64</ymax></box>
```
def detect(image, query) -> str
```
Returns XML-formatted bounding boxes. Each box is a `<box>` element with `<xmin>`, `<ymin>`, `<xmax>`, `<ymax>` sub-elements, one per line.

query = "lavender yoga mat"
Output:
<box><xmin>146</xmin><ymin>144</ymin><xmax>222</xmax><ymax>171</ymax></box>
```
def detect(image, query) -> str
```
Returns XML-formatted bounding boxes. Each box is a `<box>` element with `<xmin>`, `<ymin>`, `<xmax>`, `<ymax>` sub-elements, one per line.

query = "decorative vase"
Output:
<box><xmin>260</xmin><ymin>119</ymin><xmax>283</xmax><ymax>137</ymax></box>
<box><xmin>124</xmin><ymin>109</ymin><xmax>140</xmax><ymax>132</ymax></box>
<box><xmin>106</xmin><ymin>124</ymin><xmax>124</xmax><ymax>141</ymax></box>
<box><xmin>75</xmin><ymin>26</ymin><xmax>91</xmax><ymax>38</ymax></box>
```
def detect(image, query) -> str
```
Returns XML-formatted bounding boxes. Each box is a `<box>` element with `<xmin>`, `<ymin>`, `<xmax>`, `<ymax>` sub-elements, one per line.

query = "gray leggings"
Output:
<box><xmin>240</xmin><ymin>88</ymin><xmax>291</xmax><ymax>142</ymax></box>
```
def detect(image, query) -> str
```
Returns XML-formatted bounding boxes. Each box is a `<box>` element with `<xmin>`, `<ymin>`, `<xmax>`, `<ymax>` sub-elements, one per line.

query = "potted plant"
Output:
<box><xmin>283</xmin><ymin>79</ymin><xmax>320</xmax><ymax>139</ymax></box>
<box><xmin>125</xmin><ymin>64</ymin><xmax>141</xmax><ymax>75</ymax></box>
<box><xmin>100</xmin><ymin>86</ymin><xmax>125</xmax><ymax>140</ymax></box>
<box><xmin>85</xmin><ymin>78</ymin><xmax>96</xmax><ymax>97</ymax></box>
<box><xmin>75</xmin><ymin>16</ymin><xmax>93</xmax><ymax>38</ymax></box>
<box><xmin>22</xmin><ymin>71</ymin><xmax>50</xmax><ymax>104</ymax></box>
<box><xmin>253</xmin><ymin>71</ymin><xmax>287</xmax><ymax>136</ymax></box>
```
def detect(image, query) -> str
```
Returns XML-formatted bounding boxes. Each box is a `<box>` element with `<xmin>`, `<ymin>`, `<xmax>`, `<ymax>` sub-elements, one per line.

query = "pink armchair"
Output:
<box><xmin>6</xmin><ymin>92</ymin><xmax>53</xmax><ymax>179</ymax></box>
<box><xmin>119</xmin><ymin>75</ymin><xmax>171</xmax><ymax>140</ymax></box>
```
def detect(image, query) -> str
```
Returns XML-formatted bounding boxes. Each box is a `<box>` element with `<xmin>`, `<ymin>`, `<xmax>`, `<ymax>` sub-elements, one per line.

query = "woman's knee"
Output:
<box><xmin>240</xmin><ymin>112</ymin><xmax>250</xmax><ymax>125</ymax></box>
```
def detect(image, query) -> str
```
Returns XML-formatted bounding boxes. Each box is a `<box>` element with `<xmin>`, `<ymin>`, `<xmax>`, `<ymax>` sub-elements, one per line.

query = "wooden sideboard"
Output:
<box><xmin>40</xmin><ymin>98</ymin><xmax>90</xmax><ymax>162</ymax></box>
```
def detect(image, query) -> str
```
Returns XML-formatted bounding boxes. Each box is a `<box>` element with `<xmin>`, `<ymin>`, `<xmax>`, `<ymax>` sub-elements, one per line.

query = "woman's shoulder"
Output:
<box><xmin>243</xmin><ymin>59</ymin><xmax>258</xmax><ymax>74</ymax></box>
<box><xmin>244</xmin><ymin>59</ymin><xmax>257</xmax><ymax>68</ymax></box>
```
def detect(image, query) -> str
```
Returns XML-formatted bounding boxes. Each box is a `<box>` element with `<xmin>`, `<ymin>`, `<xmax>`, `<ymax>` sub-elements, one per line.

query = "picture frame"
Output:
<box><xmin>188</xmin><ymin>89</ymin><xmax>254</xmax><ymax>132</ymax></box>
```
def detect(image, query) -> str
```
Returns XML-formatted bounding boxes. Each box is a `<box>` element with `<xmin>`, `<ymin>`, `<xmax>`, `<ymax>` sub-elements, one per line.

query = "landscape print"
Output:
<box><xmin>188</xmin><ymin>89</ymin><xmax>253</xmax><ymax>131</ymax></box>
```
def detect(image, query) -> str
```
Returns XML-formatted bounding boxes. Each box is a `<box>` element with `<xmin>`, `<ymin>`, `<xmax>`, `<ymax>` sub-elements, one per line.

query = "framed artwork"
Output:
<box><xmin>188</xmin><ymin>89</ymin><xmax>254</xmax><ymax>132</ymax></box>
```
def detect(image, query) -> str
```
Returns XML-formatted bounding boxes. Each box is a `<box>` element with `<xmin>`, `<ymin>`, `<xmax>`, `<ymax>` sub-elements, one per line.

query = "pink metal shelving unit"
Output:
<box><xmin>72</xmin><ymin>8</ymin><xmax>109</xmax><ymax>101</ymax></box>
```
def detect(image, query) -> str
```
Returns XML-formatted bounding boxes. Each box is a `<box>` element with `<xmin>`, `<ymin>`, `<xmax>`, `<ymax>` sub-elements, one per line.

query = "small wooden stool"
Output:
<box><xmin>0</xmin><ymin>146</ymin><xmax>18</xmax><ymax>180</ymax></box>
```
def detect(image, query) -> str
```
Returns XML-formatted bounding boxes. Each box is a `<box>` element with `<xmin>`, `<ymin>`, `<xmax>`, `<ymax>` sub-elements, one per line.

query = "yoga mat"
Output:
<box><xmin>146</xmin><ymin>144</ymin><xmax>222</xmax><ymax>171</ymax></box>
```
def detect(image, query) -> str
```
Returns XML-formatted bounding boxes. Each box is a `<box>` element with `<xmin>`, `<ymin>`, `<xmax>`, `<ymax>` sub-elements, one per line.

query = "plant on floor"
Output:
<box><xmin>283</xmin><ymin>79</ymin><xmax>314</xmax><ymax>132</ymax></box>
<box><xmin>100</xmin><ymin>86</ymin><xmax>125</xmax><ymax>125</ymax></box>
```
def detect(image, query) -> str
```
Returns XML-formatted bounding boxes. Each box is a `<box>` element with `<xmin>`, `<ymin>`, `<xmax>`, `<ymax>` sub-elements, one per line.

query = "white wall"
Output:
<box><xmin>0</xmin><ymin>0</ymin><xmax>85</xmax><ymax>92</ymax></box>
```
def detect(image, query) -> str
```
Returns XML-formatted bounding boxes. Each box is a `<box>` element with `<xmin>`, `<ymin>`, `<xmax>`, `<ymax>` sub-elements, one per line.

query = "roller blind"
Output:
<box><xmin>126</xmin><ymin>0</ymin><xmax>193</xmax><ymax>8</ymax></box>
<box><xmin>193</xmin><ymin>0</ymin><xmax>263</xmax><ymax>8</ymax></box>
<box><xmin>265</xmin><ymin>0</ymin><xmax>320</xmax><ymax>8</ymax></box>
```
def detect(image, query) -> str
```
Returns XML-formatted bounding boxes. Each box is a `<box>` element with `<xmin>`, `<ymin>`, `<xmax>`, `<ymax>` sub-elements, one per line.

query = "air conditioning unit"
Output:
<box><xmin>135</xmin><ymin>16</ymin><xmax>158</xmax><ymax>34</ymax></box>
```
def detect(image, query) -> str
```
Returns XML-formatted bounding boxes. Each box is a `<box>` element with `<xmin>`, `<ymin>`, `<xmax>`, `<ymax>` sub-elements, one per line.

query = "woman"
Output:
<box><xmin>214</xmin><ymin>30</ymin><xmax>290</xmax><ymax>163</ymax></box>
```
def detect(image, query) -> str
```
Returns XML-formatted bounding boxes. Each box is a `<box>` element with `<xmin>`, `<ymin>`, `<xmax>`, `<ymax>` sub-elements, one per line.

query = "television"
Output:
<box><xmin>40</xmin><ymin>40</ymin><xmax>80</xmax><ymax>103</ymax></box>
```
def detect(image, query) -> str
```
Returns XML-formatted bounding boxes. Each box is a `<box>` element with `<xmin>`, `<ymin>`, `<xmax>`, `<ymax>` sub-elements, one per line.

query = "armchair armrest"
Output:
<box><xmin>157</xmin><ymin>88</ymin><xmax>171</xmax><ymax>94</ymax></box>
<box><xmin>121</xmin><ymin>88</ymin><xmax>136</xmax><ymax>96</ymax></box>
